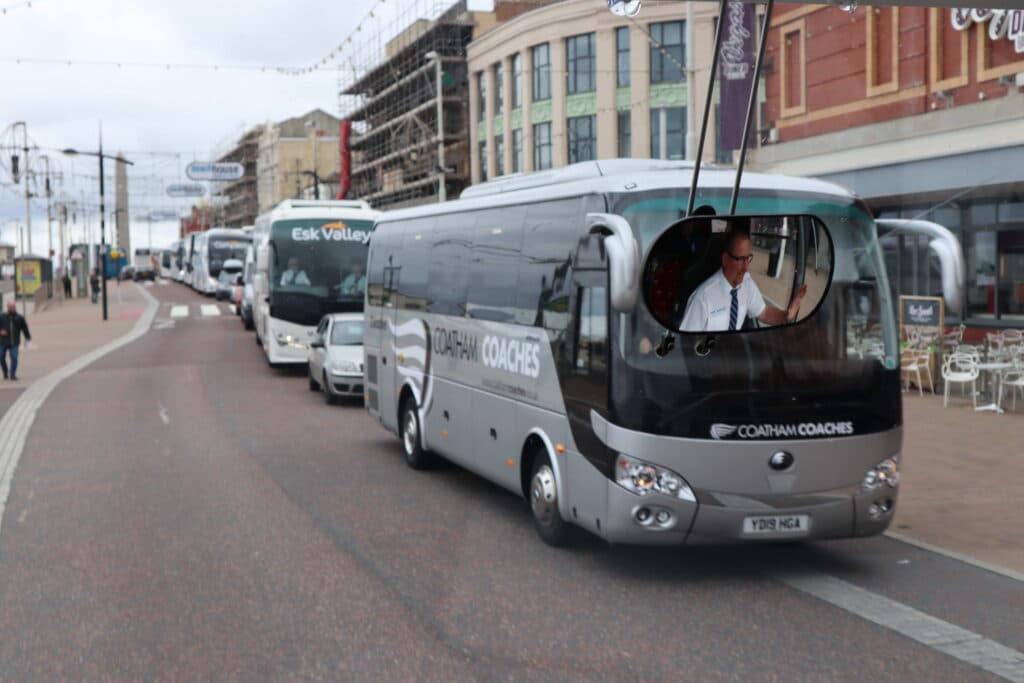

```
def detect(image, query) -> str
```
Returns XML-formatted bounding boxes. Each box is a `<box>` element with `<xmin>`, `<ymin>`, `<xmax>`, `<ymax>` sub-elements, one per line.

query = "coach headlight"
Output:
<box><xmin>208</xmin><ymin>276</ymin><xmax>218</xmax><ymax>287</ymax></box>
<box><xmin>615</xmin><ymin>454</ymin><xmax>696</xmax><ymax>502</ymax></box>
<box><xmin>861</xmin><ymin>455</ymin><xmax>900</xmax><ymax>493</ymax></box>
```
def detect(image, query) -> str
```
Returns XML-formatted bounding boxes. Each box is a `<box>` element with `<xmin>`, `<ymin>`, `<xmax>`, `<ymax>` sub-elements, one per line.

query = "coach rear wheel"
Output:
<box><xmin>529</xmin><ymin>450</ymin><xmax>573</xmax><ymax>547</ymax></box>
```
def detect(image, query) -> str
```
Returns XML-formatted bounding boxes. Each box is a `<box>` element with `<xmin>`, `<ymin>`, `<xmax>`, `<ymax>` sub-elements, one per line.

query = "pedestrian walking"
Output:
<box><xmin>90</xmin><ymin>269</ymin><xmax>100</xmax><ymax>304</ymax></box>
<box><xmin>0</xmin><ymin>301</ymin><xmax>32</xmax><ymax>381</ymax></box>
<box><xmin>62</xmin><ymin>271</ymin><xmax>73</xmax><ymax>298</ymax></box>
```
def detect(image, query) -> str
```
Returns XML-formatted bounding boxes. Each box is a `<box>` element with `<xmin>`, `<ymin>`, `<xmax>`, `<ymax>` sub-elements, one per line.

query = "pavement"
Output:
<box><xmin>1</xmin><ymin>280</ymin><xmax>1021</xmax><ymax>578</ymax></box>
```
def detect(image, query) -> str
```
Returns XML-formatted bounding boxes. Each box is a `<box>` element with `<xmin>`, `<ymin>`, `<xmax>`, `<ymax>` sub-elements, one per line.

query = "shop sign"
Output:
<box><xmin>951</xmin><ymin>9</ymin><xmax>1024</xmax><ymax>53</ymax></box>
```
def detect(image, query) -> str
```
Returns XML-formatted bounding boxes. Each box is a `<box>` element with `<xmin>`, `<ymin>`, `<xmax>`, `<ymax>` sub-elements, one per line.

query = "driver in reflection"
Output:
<box><xmin>679</xmin><ymin>230</ymin><xmax>807</xmax><ymax>332</ymax></box>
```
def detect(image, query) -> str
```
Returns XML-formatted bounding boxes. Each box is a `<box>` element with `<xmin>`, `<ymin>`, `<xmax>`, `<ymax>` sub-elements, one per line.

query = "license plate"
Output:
<box><xmin>742</xmin><ymin>515</ymin><xmax>810</xmax><ymax>535</ymax></box>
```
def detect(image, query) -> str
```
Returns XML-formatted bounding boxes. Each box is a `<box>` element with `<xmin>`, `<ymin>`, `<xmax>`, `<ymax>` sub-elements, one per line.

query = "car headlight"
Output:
<box><xmin>330</xmin><ymin>360</ymin><xmax>361</xmax><ymax>375</ymax></box>
<box><xmin>615</xmin><ymin>454</ymin><xmax>696</xmax><ymax>502</ymax></box>
<box><xmin>208</xmin><ymin>276</ymin><xmax>218</xmax><ymax>286</ymax></box>
<box><xmin>861</xmin><ymin>455</ymin><xmax>900</xmax><ymax>492</ymax></box>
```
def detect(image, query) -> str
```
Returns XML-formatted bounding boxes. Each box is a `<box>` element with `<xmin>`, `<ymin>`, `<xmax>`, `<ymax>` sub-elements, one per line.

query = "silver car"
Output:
<box><xmin>307</xmin><ymin>313</ymin><xmax>364</xmax><ymax>405</ymax></box>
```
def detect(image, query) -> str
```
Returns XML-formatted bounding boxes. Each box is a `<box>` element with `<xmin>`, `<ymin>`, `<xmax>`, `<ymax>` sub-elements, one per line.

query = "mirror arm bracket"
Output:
<box><xmin>586</xmin><ymin>213</ymin><xmax>641</xmax><ymax>313</ymax></box>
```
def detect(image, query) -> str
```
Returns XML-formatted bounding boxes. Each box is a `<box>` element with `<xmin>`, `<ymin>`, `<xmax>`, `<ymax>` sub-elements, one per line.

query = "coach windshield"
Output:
<box><xmin>608</xmin><ymin>190</ymin><xmax>901</xmax><ymax>440</ymax></box>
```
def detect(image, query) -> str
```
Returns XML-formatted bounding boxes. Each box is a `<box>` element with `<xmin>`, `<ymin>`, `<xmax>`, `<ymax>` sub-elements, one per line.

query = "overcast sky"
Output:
<box><xmin>0</xmin><ymin>0</ymin><xmax>410</xmax><ymax>253</ymax></box>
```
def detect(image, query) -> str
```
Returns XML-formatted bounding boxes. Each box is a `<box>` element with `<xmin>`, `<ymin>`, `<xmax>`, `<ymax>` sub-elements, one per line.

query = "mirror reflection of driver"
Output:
<box><xmin>679</xmin><ymin>231</ymin><xmax>806</xmax><ymax>332</ymax></box>
<box><xmin>280</xmin><ymin>257</ymin><xmax>311</xmax><ymax>286</ymax></box>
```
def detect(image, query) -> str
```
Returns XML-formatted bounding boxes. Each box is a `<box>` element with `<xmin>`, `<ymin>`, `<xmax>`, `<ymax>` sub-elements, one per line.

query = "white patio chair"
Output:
<box><xmin>1002</xmin><ymin>329</ymin><xmax>1023</xmax><ymax>345</ymax></box>
<box><xmin>901</xmin><ymin>347</ymin><xmax>934</xmax><ymax>396</ymax></box>
<box><xmin>998</xmin><ymin>349</ymin><xmax>1024</xmax><ymax>412</ymax></box>
<box><xmin>942</xmin><ymin>353</ymin><xmax>979</xmax><ymax>409</ymax></box>
<box><xmin>943</xmin><ymin>324</ymin><xmax>965</xmax><ymax>355</ymax></box>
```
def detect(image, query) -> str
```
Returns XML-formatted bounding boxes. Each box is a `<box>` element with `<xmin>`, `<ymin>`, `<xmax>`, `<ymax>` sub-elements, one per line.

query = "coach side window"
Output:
<box><xmin>574</xmin><ymin>286</ymin><xmax>608</xmax><ymax>374</ymax></box>
<box><xmin>397</xmin><ymin>217</ymin><xmax>433</xmax><ymax>312</ymax></box>
<box><xmin>467</xmin><ymin>208</ymin><xmax>525</xmax><ymax>323</ymax></box>
<box><xmin>428</xmin><ymin>222</ymin><xmax>471</xmax><ymax>317</ymax></box>
<box><xmin>516</xmin><ymin>199</ymin><xmax>584</xmax><ymax>337</ymax></box>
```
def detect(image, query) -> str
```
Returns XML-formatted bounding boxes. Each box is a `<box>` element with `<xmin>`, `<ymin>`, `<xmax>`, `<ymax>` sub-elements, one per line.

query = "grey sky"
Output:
<box><xmin>0</xmin><ymin>0</ymin><xmax>397</xmax><ymax>253</ymax></box>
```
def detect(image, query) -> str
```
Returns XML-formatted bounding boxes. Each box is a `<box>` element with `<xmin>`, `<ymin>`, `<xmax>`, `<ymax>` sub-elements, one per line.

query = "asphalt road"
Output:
<box><xmin>0</xmin><ymin>281</ymin><xmax>1020</xmax><ymax>682</ymax></box>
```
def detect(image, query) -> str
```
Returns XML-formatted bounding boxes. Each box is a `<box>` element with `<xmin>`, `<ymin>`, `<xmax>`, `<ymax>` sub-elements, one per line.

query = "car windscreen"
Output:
<box><xmin>330</xmin><ymin>319</ymin><xmax>363</xmax><ymax>345</ymax></box>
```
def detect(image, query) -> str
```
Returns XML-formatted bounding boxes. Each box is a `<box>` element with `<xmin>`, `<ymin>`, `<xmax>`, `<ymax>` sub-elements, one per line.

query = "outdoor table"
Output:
<box><xmin>975</xmin><ymin>361</ymin><xmax>1013</xmax><ymax>414</ymax></box>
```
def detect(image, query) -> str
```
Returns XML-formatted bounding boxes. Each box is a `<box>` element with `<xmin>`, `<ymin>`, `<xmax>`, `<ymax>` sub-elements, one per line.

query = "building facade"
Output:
<box><xmin>750</xmin><ymin>5</ymin><xmax>1024</xmax><ymax>326</ymax></box>
<box><xmin>215</xmin><ymin>126</ymin><xmax>261</xmax><ymax>228</ymax></box>
<box><xmin>256</xmin><ymin>109</ymin><xmax>341</xmax><ymax>215</ymax></box>
<box><xmin>341</xmin><ymin>4</ymin><xmax>473</xmax><ymax>210</ymax></box>
<box><xmin>467</xmin><ymin>0</ymin><xmax>736</xmax><ymax>184</ymax></box>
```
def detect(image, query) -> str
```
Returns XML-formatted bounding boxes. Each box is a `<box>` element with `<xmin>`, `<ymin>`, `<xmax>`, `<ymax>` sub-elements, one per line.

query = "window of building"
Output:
<box><xmin>477</xmin><ymin>71</ymin><xmax>487</xmax><ymax>121</ymax></box>
<box><xmin>567</xmin><ymin>33</ymin><xmax>596</xmax><ymax>95</ymax></box>
<box><xmin>495</xmin><ymin>134</ymin><xmax>505</xmax><ymax>177</ymax></box>
<box><xmin>511</xmin><ymin>53</ymin><xmax>522</xmax><ymax>109</ymax></box>
<box><xmin>568</xmin><ymin>115</ymin><xmax>596</xmax><ymax>164</ymax></box>
<box><xmin>533</xmin><ymin>122</ymin><xmax>552</xmax><ymax>170</ymax></box>
<box><xmin>616</xmin><ymin>26</ymin><xmax>630</xmax><ymax>87</ymax></box>
<box><xmin>617</xmin><ymin>110</ymin><xmax>631</xmax><ymax>158</ymax></box>
<box><xmin>532</xmin><ymin>43</ymin><xmax>550</xmax><ymax>101</ymax></box>
<box><xmin>650</xmin><ymin>106</ymin><xmax>686</xmax><ymax>160</ymax></box>
<box><xmin>512</xmin><ymin>129</ymin><xmax>523</xmax><ymax>173</ymax></box>
<box><xmin>494</xmin><ymin>62</ymin><xmax>504</xmax><ymax>115</ymax></box>
<box><xmin>966</xmin><ymin>229</ymin><xmax>997</xmax><ymax>318</ymax></box>
<box><xmin>650</xmin><ymin>21</ymin><xmax>685</xmax><ymax>84</ymax></box>
<box><xmin>479</xmin><ymin>140</ymin><xmax>488</xmax><ymax>182</ymax></box>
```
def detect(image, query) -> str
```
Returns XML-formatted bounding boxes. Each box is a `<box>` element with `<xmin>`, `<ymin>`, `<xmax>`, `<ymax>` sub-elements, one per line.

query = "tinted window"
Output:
<box><xmin>516</xmin><ymin>199</ymin><xmax>583</xmax><ymax>332</ymax></box>
<box><xmin>397</xmin><ymin>218</ymin><xmax>433</xmax><ymax>311</ymax></box>
<box><xmin>468</xmin><ymin>209</ymin><xmax>525</xmax><ymax>322</ymax></box>
<box><xmin>367</xmin><ymin>228</ymin><xmax>394</xmax><ymax>307</ymax></box>
<box><xmin>428</xmin><ymin>214</ymin><xmax>472</xmax><ymax>317</ymax></box>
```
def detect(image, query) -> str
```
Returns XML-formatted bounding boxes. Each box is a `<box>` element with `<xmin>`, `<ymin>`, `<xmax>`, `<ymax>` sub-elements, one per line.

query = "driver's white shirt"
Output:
<box><xmin>680</xmin><ymin>269</ymin><xmax>765</xmax><ymax>332</ymax></box>
<box><xmin>280</xmin><ymin>269</ymin><xmax>310</xmax><ymax>286</ymax></box>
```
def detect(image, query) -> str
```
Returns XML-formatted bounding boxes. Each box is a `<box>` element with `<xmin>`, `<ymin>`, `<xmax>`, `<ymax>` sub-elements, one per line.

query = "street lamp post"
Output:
<box><xmin>63</xmin><ymin>137</ymin><xmax>134</xmax><ymax>322</ymax></box>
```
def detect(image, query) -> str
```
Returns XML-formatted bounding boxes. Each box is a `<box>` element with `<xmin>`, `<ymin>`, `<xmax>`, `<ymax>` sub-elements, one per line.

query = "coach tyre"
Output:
<box><xmin>400</xmin><ymin>397</ymin><xmax>433</xmax><ymax>469</ymax></box>
<box><xmin>529</xmin><ymin>450</ymin><xmax>572</xmax><ymax>546</ymax></box>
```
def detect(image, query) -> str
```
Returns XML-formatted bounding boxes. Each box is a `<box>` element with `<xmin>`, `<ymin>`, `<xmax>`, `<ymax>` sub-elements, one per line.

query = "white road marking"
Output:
<box><xmin>774</xmin><ymin>569</ymin><xmax>1024</xmax><ymax>682</ymax></box>
<box><xmin>158</xmin><ymin>404</ymin><xmax>170</xmax><ymax>425</ymax></box>
<box><xmin>170</xmin><ymin>305</ymin><xmax>188</xmax><ymax>318</ymax></box>
<box><xmin>144</xmin><ymin>281</ymin><xmax>154</xmax><ymax>288</ymax></box>
<box><xmin>200</xmin><ymin>304</ymin><xmax>221</xmax><ymax>317</ymax></box>
<box><xmin>886</xmin><ymin>531</ymin><xmax>1024</xmax><ymax>583</ymax></box>
<box><xmin>0</xmin><ymin>286</ymin><xmax>159</xmax><ymax>537</ymax></box>
<box><xmin>152</xmin><ymin>319</ymin><xmax>175</xmax><ymax>330</ymax></box>
<box><xmin>225</xmin><ymin>304</ymin><xmax>236</xmax><ymax>315</ymax></box>
<box><xmin>157</xmin><ymin>280</ymin><xmax>169</xmax><ymax>286</ymax></box>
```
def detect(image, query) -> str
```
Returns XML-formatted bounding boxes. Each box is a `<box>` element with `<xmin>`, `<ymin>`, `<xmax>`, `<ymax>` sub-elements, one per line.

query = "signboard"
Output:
<box><xmin>15</xmin><ymin>260</ymin><xmax>41</xmax><ymax>296</ymax></box>
<box><xmin>951</xmin><ymin>8</ymin><xmax>1024</xmax><ymax>53</ymax></box>
<box><xmin>185</xmin><ymin>162</ymin><xmax>245</xmax><ymax>182</ymax></box>
<box><xmin>166</xmin><ymin>183</ymin><xmax>206</xmax><ymax>198</ymax></box>
<box><xmin>899</xmin><ymin>295</ymin><xmax>945</xmax><ymax>345</ymax></box>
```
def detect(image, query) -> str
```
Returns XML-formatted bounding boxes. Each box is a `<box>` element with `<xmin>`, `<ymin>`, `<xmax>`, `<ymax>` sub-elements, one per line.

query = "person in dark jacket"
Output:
<box><xmin>0</xmin><ymin>301</ymin><xmax>32</xmax><ymax>381</ymax></box>
<box><xmin>90</xmin><ymin>269</ymin><xmax>100</xmax><ymax>304</ymax></box>
<box><xmin>62</xmin><ymin>271</ymin><xmax>73</xmax><ymax>298</ymax></box>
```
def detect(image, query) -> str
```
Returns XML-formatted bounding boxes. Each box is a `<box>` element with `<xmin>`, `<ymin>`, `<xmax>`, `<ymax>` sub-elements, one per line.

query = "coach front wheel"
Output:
<box><xmin>529</xmin><ymin>450</ymin><xmax>573</xmax><ymax>547</ymax></box>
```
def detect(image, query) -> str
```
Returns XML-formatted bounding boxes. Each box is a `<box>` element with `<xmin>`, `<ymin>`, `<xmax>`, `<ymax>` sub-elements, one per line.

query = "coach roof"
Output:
<box><xmin>378</xmin><ymin>159</ymin><xmax>857</xmax><ymax>224</ymax></box>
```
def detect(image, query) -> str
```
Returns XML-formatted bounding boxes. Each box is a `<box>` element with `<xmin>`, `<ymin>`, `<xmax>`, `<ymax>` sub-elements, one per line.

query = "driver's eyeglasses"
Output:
<box><xmin>727</xmin><ymin>252</ymin><xmax>754</xmax><ymax>265</ymax></box>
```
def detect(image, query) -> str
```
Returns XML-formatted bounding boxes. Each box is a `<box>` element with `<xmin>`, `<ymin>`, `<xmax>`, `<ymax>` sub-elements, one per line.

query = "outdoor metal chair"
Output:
<box><xmin>998</xmin><ymin>349</ymin><xmax>1024</xmax><ymax>412</ymax></box>
<box><xmin>901</xmin><ymin>347</ymin><xmax>934</xmax><ymax>396</ymax></box>
<box><xmin>942</xmin><ymin>352</ymin><xmax>979</xmax><ymax>409</ymax></box>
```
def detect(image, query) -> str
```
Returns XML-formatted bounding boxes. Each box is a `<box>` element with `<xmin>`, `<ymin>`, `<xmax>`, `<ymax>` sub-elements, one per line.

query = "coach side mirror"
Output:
<box><xmin>641</xmin><ymin>214</ymin><xmax>834</xmax><ymax>334</ymax></box>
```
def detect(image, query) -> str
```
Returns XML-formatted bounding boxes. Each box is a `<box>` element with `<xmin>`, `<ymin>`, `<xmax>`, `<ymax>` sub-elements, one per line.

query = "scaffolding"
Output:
<box><xmin>215</xmin><ymin>126</ymin><xmax>262</xmax><ymax>228</ymax></box>
<box><xmin>339</xmin><ymin>0</ymin><xmax>473</xmax><ymax>210</ymax></box>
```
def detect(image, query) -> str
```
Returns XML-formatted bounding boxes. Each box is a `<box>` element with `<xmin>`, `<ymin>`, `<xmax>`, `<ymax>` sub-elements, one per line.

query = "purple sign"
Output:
<box><xmin>719</xmin><ymin>1</ymin><xmax>756</xmax><ymax>151</ymax></box>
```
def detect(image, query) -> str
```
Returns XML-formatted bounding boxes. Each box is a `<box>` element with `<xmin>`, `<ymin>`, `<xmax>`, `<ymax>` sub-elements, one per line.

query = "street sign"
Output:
<box><xmin>167</xmin><ymin>183</ymin><xmax>206</xmax><ymax>198</ymax></box>
<box><xmin>185</xmin><ymin>162</ymin><xmax>244</xmax><ymax>181</ymax></box>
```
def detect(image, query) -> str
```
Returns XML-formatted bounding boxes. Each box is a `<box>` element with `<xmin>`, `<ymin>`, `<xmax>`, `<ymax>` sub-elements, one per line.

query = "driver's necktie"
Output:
<box><xmin>728</xmin><ymin>287</ymin><xmax>739</xmax><ymax>331</ymax></box>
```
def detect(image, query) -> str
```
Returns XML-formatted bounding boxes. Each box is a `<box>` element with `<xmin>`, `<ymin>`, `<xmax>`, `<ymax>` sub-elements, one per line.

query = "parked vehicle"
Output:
<box><xmin>252</xmin><ymin>199</ymin><xmax>379</xmax><ymax>365</ymax></box>
<box><xmin>214</xmin><ymin>259</ymin><xmax>244</xmax><ymax>301</ymax></box>
<box><xmin>240</xmin><ymin>243</ymin><xmax>256</xmax><ymax>330</ymax></box>
<box><xmin>308</xmin><ymin>313</ymin><xmax>364</xmax><ymax>404</ymax></box>
<box><xmin>118</xmin><ymin>265</ymin><xmax>136</xmax><ymax>281</ymax></box>
<box><xmin>190</xmin><ymin>229</ymin><xmax>251</xmax><ymax>295</ymax></box>
<box><xmin>134</xmin><ymin>264</ymin><xmax>156</xmax><ymax>282</ymax></box>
